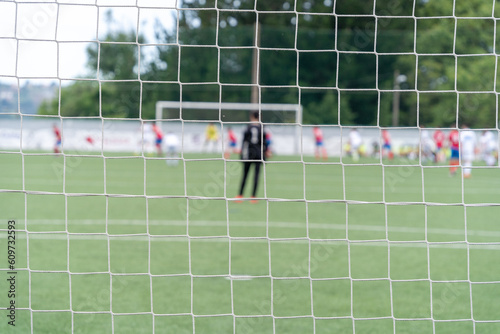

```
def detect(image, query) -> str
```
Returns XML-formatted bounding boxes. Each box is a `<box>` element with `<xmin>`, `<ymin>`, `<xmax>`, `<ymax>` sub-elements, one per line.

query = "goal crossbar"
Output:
<box><xmin>155</xmin><ymin>101</ymin><xmax>303</xmax><ymax>123</ymax></box>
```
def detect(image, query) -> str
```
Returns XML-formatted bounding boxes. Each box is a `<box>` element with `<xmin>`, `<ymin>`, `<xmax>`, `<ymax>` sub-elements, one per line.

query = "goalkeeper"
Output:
<box><xmin>235</xmin><ymin>111</ymin><xmax>269</xmax><ymax>203</ymax></box>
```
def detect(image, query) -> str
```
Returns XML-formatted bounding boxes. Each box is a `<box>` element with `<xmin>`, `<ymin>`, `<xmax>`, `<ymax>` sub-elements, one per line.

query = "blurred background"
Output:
<box><xmin>1</xmin><ymin>0</ymin><xmax>499</xmax><ymax>129</ymax></box>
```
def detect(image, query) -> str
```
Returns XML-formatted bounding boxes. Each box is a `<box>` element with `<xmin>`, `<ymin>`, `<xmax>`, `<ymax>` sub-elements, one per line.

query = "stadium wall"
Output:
<box><xmin>0</xmin><ymin>117</ymin><xmax>492</xmax><ymax>157</ymax></box>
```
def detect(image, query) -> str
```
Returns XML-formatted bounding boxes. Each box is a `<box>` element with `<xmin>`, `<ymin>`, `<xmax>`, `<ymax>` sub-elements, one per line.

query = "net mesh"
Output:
<box><xmin>0</xmin><ymin>1</ymin><xmax>500</xmax><ymax>333</ymax></box>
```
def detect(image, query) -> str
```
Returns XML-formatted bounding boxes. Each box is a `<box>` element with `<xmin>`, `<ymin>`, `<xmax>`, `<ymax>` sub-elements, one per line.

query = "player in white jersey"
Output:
<box><xmin>348</xmin><ymin>128</ymin><xmax>362</xmax><ymax>162</ymax></box>
<box><xmin>460</xmin><ymin>125</ymin><xmax>476</xmax><ymax>178</ymax></box>
<box><xmin>164</xmin><ymin>131</ymin><xmax>180</xmax><ymax>166</ymax></box>
<box><xmin>479</xmin><ymin>130</ymin><xmax>497</xmax><ymax>166</ymax></box>
<box><xmin>420</xmin><ymin>127</ymin><xmax>436</xmax><ymax>164</ymax></box>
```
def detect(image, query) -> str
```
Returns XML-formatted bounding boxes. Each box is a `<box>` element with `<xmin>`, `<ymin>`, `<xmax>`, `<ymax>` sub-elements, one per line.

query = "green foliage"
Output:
<box><xmin>86</xmin><ymin>31</ymin><xmax>144</xmax><ymax>81</ymax></box>
<box><xmin>38</xmin><ymin>29</ymin><xmax>144</xmax><ymax>118</ymax></box>
<box><xmin>412</xmin><ymin>0</ymin><xmax>497</xmax><ymax>127</ymax></box>
<box><xmin>38</xmin><ymin>0</ymin><xmax>498</xmax><ymax>127</ymax></box>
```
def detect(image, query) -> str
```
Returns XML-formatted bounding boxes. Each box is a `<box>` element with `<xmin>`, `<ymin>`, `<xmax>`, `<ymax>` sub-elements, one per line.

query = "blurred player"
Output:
<box><xmin>204</xmin><ymin>122</ymin><xmax>219</xmax><ymax>152</ymax></box>
<box><xmin>313</xmin><ymin>126</ymin><xmax>328</xmax><ymax>160</ymax></box>
<box><xmin>265</xmin><ymin>131</ymin><xmax>273</xmax><ymax>157</ymax></box>
<box><xmin>235</xmin><ymin>111</ymin><xmax>269</xmax><ymax>203</ymax></box>
<box><xmin>224</xmin><ymin>127</ymin><xmax>238</xmax><ymax>159</ymax></box>
<box><xmin>53</xmin><ymin>123</ymin><xmax>61</xmax><ymax>154</ymax></box>
<box><xmin>164</xmin><ymin>131</ymin><xmax>180</xmax><ymax>166</ymax></box>
<box><xmin>479</xmin><ymin>130</ymin><xmax>497</xmax><ymax>166</ymax></box>
<box><xmin>460</xmin><ymin>124</ymin><xmax>476</xmax><ymax>178</ymax></box>
<box><xmin>420</xmin><ymin>126</ymin><xmax>435</xmax><ymax>164</ymax></box>
<box><xmin>82</xmin><ymin>135</ymin><xmax>95</xmax><ymax>152</ymax></box>
<box><xmin>348</xmin><ymin>128</ymin><xmax>362</xmax><ymax>162</ymax></box>
<box><xmin>433</xmin><ymin>129</ymin><xmax>445</xmax><ymax>163</ymax></box>
<box><xmin>371</xmin><ymin>140</ymin><xmax>380</xmax><ymax>158</ymax></box>
<box><xmin>381</xmin><ymin>129</ymin><xmax>393</xmax><ymax>160</ymax></box>
<box><xmin>448</xmin><ymin>127</ymin><xmax>460</xmax><ymax>176</ymax></box>
<box><xmin>152</xmin><ymin>123</ymin><xmax>164</xmax><ymax>156</ymax></box>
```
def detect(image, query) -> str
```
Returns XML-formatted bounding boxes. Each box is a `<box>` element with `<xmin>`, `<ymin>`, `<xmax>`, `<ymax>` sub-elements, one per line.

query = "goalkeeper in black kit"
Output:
<box><xmin>235</xmin><ymin>111</ymin><xmax>270</xmax><ymax>203</ymax></box>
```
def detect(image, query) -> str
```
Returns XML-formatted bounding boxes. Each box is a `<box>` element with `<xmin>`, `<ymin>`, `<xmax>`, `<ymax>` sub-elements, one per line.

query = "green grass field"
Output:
<box><xmin>1</xmin><ymin>151</ymin><xmax>500</xmax><ymax>334</ymax></box>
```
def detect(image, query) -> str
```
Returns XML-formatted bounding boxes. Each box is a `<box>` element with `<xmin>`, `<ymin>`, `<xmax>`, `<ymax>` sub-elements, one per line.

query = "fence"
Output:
<box><xmin>0</xmin><ymin>117</ymin><xmax>491</xmax><ymax>158</ymax></box>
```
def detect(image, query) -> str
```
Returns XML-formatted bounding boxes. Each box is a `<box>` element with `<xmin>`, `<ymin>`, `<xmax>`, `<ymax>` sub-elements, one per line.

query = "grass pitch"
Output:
<box><xmin>1</xmin><ymin>151</ymin><xmax>500</xmax><ymax>334</ymax></box>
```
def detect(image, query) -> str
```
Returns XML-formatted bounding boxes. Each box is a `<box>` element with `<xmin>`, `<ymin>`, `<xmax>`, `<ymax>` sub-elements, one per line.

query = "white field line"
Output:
<box><xmin>1</xmin><ymin>219</ymin><xmax>499</xmax><ymax>249</ymax></box>
<box><xmin>10</xmin><ymin>218</ymin><xmax>500</xmax><ymax>238</ymax></box>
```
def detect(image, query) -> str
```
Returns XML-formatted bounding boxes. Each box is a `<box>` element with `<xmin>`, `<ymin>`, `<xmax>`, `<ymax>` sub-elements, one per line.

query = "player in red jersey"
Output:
<box><xmin>224</xmin><ymin>127</ymin><xmax>238</xmax><ymax>159</ymax></box>
<box><xmin>53</xmin><ymin>124</ymin><xmax>62</xmax><ymax>154</ymax></box>
<box><xmin>152</xmin><ymin>124</ymin><xmax>164</xmax><ymax>156</ymax></box>
<box><xmin>381</xmin><ymin>129</ymin><xmax>393</xmax><ymax>160</ymax></box>
<box><xmin>433</xmin><ymin>129</ymin><xmax>445</xmax><ymax>163</ymax></box>
<box><xmin>448</xmin><ymin>128</ymin><xmax>460</xmax><ymax>176</ymax></box>
<box><xmin>313</xmin><ymin>127</ymin><xmax>328</xmax><ymax>160</ymax></box>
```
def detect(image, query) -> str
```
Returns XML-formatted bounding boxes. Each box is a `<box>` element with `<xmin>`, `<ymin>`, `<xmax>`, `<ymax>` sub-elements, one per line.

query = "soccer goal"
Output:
<box><xmin>2</xmin><ymin>1</ymin><xmax>500</xmax><ymax>333</ymax></box>
<box><xmin>155</xmin><ymin>101</ymin><xmax>303</xmax><ymax>154</ymax></box>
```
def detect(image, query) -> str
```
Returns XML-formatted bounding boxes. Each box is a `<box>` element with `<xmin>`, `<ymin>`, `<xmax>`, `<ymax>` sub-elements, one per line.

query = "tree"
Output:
<box><xmin>39</xmin><ymin>0</ymin><xmax>497</xmax><ymax>128</ymax></box>
<box><xmin>40</xmin><ymin>13</ymin><xmax>145</xmax><ymax>118</ymax></box>
<box><xmin>410</xmin><ymin>0</ymin><xmax>497</xmax><ymax>128</ymax></box>
<box><xmin>147</xmin><ymin>0</ymin><xmax>347</xmax><ymax>123</ymax></box>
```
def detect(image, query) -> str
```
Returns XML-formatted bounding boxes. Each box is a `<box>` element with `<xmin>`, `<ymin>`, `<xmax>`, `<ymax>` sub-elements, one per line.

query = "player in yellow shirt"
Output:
<box><xmin>204</xmin><ymin>122</ymin><xmax>219</xmax><ymax>152</ymax></box>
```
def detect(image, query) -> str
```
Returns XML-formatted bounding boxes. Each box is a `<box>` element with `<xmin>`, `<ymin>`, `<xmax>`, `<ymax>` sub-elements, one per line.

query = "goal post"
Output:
<box><xmin>155</xmin><ymin>101</ymin><xmax>303</xmax><ymax>154</ymax></box>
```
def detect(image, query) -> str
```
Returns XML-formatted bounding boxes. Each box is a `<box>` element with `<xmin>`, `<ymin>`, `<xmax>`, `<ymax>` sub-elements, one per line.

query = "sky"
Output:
<box><xmin>0</xmin><ymin>0</ymin><xmax>178</xmax><ymax>85</ymax></box>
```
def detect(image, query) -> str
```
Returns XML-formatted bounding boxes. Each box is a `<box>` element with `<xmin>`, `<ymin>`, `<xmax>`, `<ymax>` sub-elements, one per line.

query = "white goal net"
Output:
<box><xmin>1</xmin><ymin>1</ymin><xmax>500</xmax><ymax>334</ymax></box>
